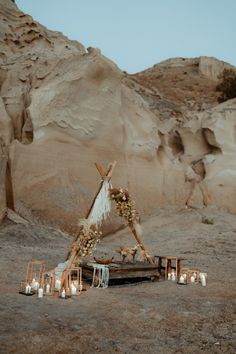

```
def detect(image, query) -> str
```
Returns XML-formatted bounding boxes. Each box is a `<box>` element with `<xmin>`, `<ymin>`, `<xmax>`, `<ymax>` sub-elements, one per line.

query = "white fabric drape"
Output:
<box><xmin>91</xmin><ymin>264</ymin><xmax>109</xmax><ymax>288</ymax></box>
<box><xmin>88</xmin><ymin>180</ymin><xmax>111</xmax><ymax>226</ymax></box>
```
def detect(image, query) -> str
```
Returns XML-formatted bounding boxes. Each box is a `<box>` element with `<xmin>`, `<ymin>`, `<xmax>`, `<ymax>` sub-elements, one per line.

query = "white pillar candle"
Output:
<box><xmin>74</xmin><ymin>280</ymin><xmax>78</xmax><ymax>289</ymax></box>
<box><xmin>46</xmin><ymin>284</ymin><xmax>50</xmax><ymax>293</ymax></box>
<box><xmin>179</xmin><ymin>275</ymin><xmax>185</xmax><ymax>284</ymax></box>
<box><xmin>190</xmin><ymin>275</ymin><xmax>195</xmax><ymax>283</ymax></box>
<box><xmin>55</xmin><ymin>279</ymin><xmax>61</xmax><ymax>290</ymax></box>
<box><xmin>61</xmin><ymin>288</ymin><xmax>66</xmax><ymax>298</ymax></box>
<box><xmin>200</xmin><ymin>272</ymin><xmax>207</xmax><ymax>280</ymax></box>
<box><xmin>34</xmin><ymin>281</ymin><xmax>39</xmax><ymax>291</ymax></box>
<box><xmin>31</xmin><ymin>278</ymin><xmax>36</xmax><ymax>289</ymax></box>
<box><xmin>38</xmin><ymin>287</ymin><xmax>43</xmax><ymax>298</ymax></box>
<box><xmin>201</xmin><ymin>274</ymin><xmax>206</xmax><ymax>287</ymax></box>
<box><xmin>167</xmin><ymin>273</ymin><xmax>171</xmax><ymax>280</ymax></box>
<box><xmin>25</xmin><ymin>284</ymin><xmax>31</xmax><ymax>293</ymax></box>
<box><xmin>71</xmin><ymin>285</ymin><xmax>76</xmax><ymax>295</ymax></box>
<box><xmin>171</xmin><ymin>273</ymin><xmax>176</xmax><ymax>281</ymax></box>
<box><xmin>70</xmin><ymin>281</ymin><xmax>75</xmax><ymax>289</ymax></box>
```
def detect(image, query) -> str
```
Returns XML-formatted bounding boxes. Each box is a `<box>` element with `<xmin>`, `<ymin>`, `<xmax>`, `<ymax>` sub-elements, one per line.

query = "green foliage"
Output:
<box><xmin>216</xmin><ymin>69</ymin><xmax>236</xmax><ymax>103</ymax></box>
<box><xmin>201</xmin><ymin>216</ymin><xmax>214</xmax><ymax>225</ymax></box>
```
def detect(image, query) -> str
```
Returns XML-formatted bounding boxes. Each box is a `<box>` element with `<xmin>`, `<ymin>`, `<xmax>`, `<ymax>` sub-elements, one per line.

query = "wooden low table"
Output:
<box><xmin>81</xmin><ymin>261</ymin><xmax>160</xmax><ymax>285</ymax></box>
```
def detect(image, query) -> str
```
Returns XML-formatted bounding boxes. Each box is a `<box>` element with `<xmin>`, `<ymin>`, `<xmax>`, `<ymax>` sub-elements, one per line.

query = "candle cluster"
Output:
<box><xmin>167</xmin><ymin>270</ymin><xmax>207</xmax><ymax>286</ymax></box>
<box><xmin>77</xmin><ymin>227</ymin><xmax>102</xmax><ymax>257</ymax></box>
<box><xmin>110</xmin><ymin>188</ymin><xmax>139</xmax><ymax>223</ymax></box>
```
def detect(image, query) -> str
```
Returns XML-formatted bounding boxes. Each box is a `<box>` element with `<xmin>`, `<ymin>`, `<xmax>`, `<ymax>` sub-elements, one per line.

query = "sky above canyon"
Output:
<box><xmin>16</xmin><ymin>0</ymin><xmax>236</xmax><ymax>74</ymax></box>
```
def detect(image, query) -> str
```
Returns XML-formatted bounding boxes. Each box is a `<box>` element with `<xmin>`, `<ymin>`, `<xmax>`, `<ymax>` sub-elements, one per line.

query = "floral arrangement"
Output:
<box><xmin>110</xmin><ymin>188</ymin><xmax>139</xmax><ymax>223</ymax></box>
<box><xmin>76</xmin><ymin>221</ymin><xmax>102</xmax><ymax>257</ymax></box>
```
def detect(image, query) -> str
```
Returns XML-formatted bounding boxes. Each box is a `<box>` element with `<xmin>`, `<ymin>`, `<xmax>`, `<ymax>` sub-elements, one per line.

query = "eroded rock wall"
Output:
<box><xmin>1</xmin><ymin>0</ymin><xmax>236</xmax><ymax>231</ymax></box>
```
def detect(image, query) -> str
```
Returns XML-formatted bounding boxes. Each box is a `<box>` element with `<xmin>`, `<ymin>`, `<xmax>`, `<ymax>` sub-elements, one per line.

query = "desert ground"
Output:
<box><xmin>0</xmin><ymin>206</ymin><xmax>235</xmax><ymax>354</ymax></box>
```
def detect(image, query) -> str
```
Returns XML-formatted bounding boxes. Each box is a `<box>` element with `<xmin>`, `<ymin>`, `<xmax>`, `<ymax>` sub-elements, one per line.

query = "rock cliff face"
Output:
<box><xmin>0</xmin><ymin>0</ymin><xmax>236</xmax><ymax>232</ymax></box>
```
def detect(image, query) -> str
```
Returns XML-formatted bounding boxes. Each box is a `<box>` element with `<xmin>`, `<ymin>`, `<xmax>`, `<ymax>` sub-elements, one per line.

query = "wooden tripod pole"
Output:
<box><xmin>129</xmin><ymin>222</ymin><xmax>154</xmax><ymax>264</ymax></box>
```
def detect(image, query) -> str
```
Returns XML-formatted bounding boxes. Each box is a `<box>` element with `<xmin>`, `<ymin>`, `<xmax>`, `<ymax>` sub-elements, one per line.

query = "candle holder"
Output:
<box><xmin>177</xmin><ymin>273</ymin><xmax>187</xmax><ymax>285</ymax></box>
<box><xmin>19</xmin><ymin>281</ymin><xmax>35</xmax><ymax>296</ymax></box>
<box><xmin>64</xmin><ymin>267</ymin><xmax>83</xmax><ymax>295</ymax></box>
<box><xmin>42</xmin><ymin>271</ymin><xmax>55</xmax><ymax>296</ymax></box>
<box><xmin>20</xmin><ymin>260</ymin><xmax>45</xmax><ymax>295</ymax></box>
<box><xmin>59</xmin><ymin>287</ymin><xmax>71</xmax><ymax>299</ymax></box>
<box><xmin>54</xmin><ymin>267</ymin><xmax>62</xmax><ymax>292</ymax></box>
<box><xmin>181</xmin><ymin>268</ymin><xmax>200</xmax><ymax>283</ymax></box>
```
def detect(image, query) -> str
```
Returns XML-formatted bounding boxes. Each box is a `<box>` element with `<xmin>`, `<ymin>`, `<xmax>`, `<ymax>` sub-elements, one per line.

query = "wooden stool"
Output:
<box><xmin>164</xmin><ymin>256</ymin><xmax>184</xmax><ymax>281</ymax></box>
<box><xmin>153</xmin><ymin>255</ymin><xmax>166</xmax><ymax>277</ymax></box>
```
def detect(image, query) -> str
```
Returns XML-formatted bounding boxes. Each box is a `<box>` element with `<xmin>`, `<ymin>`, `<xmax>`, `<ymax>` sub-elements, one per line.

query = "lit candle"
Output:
<box><xmin>71</xmin><ymin>283</ymin><xmax>76</xmax><ymax>295</ymax></box>
<box><xmin>61</xmin><ymin>288</ymin><xmax>66</xmax><ymax>298</ymax></box>
<box><xmin>25</xmin><ymin>284</ymin><xmax>31</xmax><ymax>294</ymax></box>
<box><xmin>31</xmin><ymin>278</ymin><xmax>36</xmax><ymax>289</ymax></box>
<box><xmin>190</xmin><ymin>275</ymin><xmax>195</xmax><ymax>283</ymax></box>
<box><xmin>201</xmin><ymin>274</ymin><xmax>206</xmax><ymax>287</ymax></box>
<box><xmin>179</xmin><ymin>275</ymin><xmax>185</xmax><ymax>284</ymax></box>
<box><xmin>171</xmin><ymin>271</ymin><xmax>176</xmax><ymax>281</ymax></box>
<box><xmin>55</xmin><ymin>279</ymin><xmax>61</xmax><ymax>290</ymax></box>
<box><xmin>74</xmin><ymin>280</ymin><xmax>78</xmax><ymax>288</ymax></box>
<box><xmin>34</xmin><ymin>281</ymin><xmax>39</xmax><ymax>291</ymax></box>
<box><xmin>46</xmin><ymin>284</ymin><xmax>50</xmax><ymax>293</ymax></box>
<box><xmin>167</xmin><ymin>273</ymin><xmax>171</xmax><ymax>280</ymax></box>
<box><xmin>38</xmin><ymin>287</ymin><xmax>43</xmax><ymax>298</ymax></box>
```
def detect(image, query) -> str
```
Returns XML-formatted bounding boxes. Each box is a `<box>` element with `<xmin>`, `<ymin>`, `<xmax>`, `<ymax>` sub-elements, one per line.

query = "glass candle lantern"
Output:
<box><xmin>42</xmin><ymin>271</ymin><xmax>55</xmax><ymax>295</ymax></box>
<box><xmin>178</xmin><ymin>273</ymin><xmax>187</xmax><ymax>285</ymax></box>
<box><xmin>63</xmin><ymin>267</ymin><xmax>83</xmax><ymax>295</ymax></box>
<box><xmin>19</xmin><ymin>281</ymin><xmax>34</xmax><ymax>295</ymax></box>
<box><xmin>25</xmin><ymin>260</ymin><xmax>45</xmax><ymax>293</ymax></box>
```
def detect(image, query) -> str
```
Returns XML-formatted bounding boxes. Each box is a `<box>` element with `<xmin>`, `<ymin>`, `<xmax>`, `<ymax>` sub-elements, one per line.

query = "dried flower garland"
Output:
<box><xmin>76</xmin><ymin>225</ymin><xmax>102</xmax><ymax>257</ymax></box>
<box><xmin>110</xmin><ymin>188</ymin><xmax>139</xmax><ymax>223</ymax></box>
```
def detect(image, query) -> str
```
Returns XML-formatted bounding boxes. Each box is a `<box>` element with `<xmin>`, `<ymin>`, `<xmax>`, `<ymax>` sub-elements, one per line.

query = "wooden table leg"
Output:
<box><xmin>176</xmin><ymin>259</ymin><xmax>180</xmax><ymax>282</ymax></box>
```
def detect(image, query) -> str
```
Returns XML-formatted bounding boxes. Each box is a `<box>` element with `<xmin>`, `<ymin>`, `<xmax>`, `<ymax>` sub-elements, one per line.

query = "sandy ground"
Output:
<box><xmin>0</xmin><ymin>207</ymin><xmax>236</xmax><ymax>354</ymax></box>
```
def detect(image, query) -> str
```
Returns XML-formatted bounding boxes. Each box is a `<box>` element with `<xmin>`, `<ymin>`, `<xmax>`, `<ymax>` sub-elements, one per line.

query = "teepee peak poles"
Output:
<box><xmin>94</xmin><ymin>163</ymin><xmax>106</xmax><ymax>178</ymax></box>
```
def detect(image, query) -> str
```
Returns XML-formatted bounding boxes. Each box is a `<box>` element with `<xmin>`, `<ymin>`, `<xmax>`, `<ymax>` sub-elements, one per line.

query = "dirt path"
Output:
<box><xmin>0</xmin><ymin>207</ymin><xmax>236</xmax><ymax>353</ymax></box>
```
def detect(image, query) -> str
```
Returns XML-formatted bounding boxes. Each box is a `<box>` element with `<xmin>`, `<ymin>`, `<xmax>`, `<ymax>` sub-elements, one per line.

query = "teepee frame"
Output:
<box><xmin>60</xmin><ymin>161</ymin><xmax>153</xmax><ymax>288</ymax></box>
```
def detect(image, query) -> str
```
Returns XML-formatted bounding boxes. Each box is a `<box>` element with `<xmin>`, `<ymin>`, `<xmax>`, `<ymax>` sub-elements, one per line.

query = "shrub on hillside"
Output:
<box><xmin>201</xmin><ymin>216</ymin><xmax>214</xmax><ymax>225</ymax></box>
<box><xmin>216</xmin><ymin>69</ymin><xmax>236</xmax><ymax>103</ymax></box>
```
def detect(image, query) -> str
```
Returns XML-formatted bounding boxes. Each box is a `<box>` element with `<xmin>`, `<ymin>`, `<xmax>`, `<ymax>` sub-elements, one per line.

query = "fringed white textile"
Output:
<box><xmin>91</xmin><ymin>264</ymin><xmax>109</xmax><ymax>288</ymax></box>
<box><xmin>88</xmin><ymin>180</ymin><xmax>111</xmax><ymax>226</ymax></box>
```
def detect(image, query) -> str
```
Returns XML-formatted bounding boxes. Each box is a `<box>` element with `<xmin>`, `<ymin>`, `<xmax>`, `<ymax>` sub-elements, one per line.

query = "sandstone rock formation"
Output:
<box><xmin>1</xmin><ymin>0</ymin><xmax>236</xmax><ymax>232</ymax></box>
